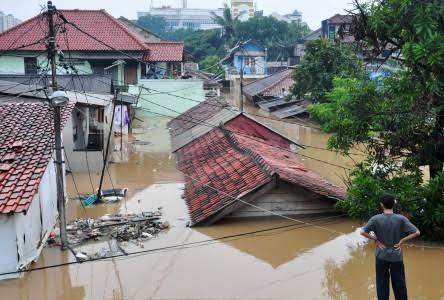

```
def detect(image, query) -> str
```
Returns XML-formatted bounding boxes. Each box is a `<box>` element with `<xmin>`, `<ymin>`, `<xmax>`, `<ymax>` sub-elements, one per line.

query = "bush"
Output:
<box><xmin>336</xmin><ymin>164</ymin><xmax>444</xmax><ymax>240</ymax></box>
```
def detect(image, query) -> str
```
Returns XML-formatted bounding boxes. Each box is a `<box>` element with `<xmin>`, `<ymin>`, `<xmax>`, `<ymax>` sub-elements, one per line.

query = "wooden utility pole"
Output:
<box><xmin>47</xmin><ymin>1</ymin><xmax>68</xmax><ymax>250</ymax></box>
<box><xmin>97</xmin><ymin>90</ymin><xmax>118</xmax><ymax>202</ymax></box>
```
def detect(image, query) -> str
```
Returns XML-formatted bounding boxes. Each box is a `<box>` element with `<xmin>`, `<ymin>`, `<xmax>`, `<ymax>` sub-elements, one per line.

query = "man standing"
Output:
<box><xmin>361</xmin><ymin>193</ymin><xmax>421</xmax><ymax>300</ymax></box>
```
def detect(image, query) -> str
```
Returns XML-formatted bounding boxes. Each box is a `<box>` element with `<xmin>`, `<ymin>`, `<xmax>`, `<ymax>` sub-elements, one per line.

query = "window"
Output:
<box><xmin>72</xmin><ymin>104</ymin><xmax>104</xmax><ymax>151</ymax></box>
<box><xmin>328</xmin><ymin>25</ymin><xmax>336</xmax><ymax>40</ymax></box>
<box><xmin>24</xmin><ymin>57</ymin><xmax>38</xmax><ymax>75</ymax></box>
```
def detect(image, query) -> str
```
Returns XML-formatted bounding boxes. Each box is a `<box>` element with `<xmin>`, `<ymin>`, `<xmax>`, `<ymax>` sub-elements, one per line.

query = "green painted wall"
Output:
<box><xmin>0</xmin><ymin>56</ymin><xmax>25</xmax><ymax>74</ymax></box>
<box><xmin>0</xmin><ymin>52</ymin><xmax>94</xmax><ymax>75</ymax></box>
<box><xmin>130</xmin><ymin>79</ymin><xmax>205</xmax><ymax>118</ymax></box>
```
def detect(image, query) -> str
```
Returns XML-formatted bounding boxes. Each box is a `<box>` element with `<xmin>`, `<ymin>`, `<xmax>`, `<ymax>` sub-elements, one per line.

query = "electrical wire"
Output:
<box><xmin>0</xmin><ymin>214</ymin><xmax>347</xmax><ymax>277</ymax></box>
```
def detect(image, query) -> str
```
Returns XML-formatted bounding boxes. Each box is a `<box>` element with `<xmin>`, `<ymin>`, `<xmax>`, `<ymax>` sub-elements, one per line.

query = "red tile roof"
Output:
<box><xmin>0</xmin><ymin>102</ymin><xmax>74</xmax><ymax>214</ymax></box>
<box><xmin>144</xmin><ymin>42</ymin><xmax>184</xmax><ymax>62</ymax></box>
<box><xmin>235</xmin><ymin>134</ymin><xmax>346</xmax><ymax>200</ymax></box>
<box><xmin>177</xmin><ymin>125</ymin><xmax>346</xmax><ymax>226</ymax></box>
<box><xmin>176</xmin><ymin>129</ymin><xmax>275</xmax><ymax>225</ymax></box>
<box><xmin>0</xmin><ymin>10</ymin><xmax>147</xmax><ymax>52</ymax></box>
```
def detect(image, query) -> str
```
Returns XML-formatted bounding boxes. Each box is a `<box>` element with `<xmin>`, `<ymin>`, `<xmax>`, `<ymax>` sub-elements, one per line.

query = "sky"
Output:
<box><xmin>2</xmin><ymin>0</ymin><xmax>355</xmax><ymax>30</ymax></box>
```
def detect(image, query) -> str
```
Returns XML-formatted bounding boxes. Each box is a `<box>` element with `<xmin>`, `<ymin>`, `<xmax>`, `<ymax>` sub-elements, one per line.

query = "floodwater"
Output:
<box><xmin>1</xmin><ymin>106</ymin><xmax>444</xmax><ymax>300</ymax></box>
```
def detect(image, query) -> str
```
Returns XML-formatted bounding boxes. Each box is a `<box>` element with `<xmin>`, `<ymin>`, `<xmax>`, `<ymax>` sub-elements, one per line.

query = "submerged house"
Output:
<box><xmin>243</xmin><ymin>69</ymin><xmax>309</xmax><ymax>119</ymax></box>
<box><xmin>0</xmin><ymin>80</ymin><xmax>117</xmax><ymax>172</ymax></box>
<box><xmin>168</xmin><ymin>99</ymin><xmax>345</xmax><ymax>226</ymax></box>
<box><xmin>0</xmin><ymin>101</ymin><xmax>73</xmax><ymax>279</ymax></box>
<box><xmin>223</xmin><ymin>40</ymin><xmax>268</xmax><ymax>81</ymax></box>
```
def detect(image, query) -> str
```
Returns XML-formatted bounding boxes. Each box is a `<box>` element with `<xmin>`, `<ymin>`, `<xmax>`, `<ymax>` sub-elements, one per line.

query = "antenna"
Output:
<box><xmin>182</xmin><ymin>0</ymin><xmax>187</xmax><ymax>8</ymax></box>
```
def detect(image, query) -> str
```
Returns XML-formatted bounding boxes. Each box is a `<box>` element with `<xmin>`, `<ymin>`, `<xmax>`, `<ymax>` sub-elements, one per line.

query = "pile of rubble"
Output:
<box><xmin>61</xmin><ymin>209</ymin><xmax>169</xmax><ymax>246</ymax></box>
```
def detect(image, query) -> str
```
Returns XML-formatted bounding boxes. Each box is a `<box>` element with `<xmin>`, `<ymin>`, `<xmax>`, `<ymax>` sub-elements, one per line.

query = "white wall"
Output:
<box><xmin>0</xmin><ymin>215</ymin><xmax>18</xmax><ymax>280</ymax></box>
<box><xmin>63</xmin><ymin>100</ymin><xmax>113</xmax><ymax>172</ymax></box>
<box><xmin>0</xmin><ymin>159</ymin><xmax>58</xmax><ymax>280</ymax></box>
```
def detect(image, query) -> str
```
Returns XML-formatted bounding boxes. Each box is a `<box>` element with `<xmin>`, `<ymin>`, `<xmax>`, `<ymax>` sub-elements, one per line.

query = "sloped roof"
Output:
<box><xmin>168</xmin><ymin>98</ymin><xmax>240</xmax><ymax>152</ymax></box>
<box><xmin>243</xmin><ymin>69</ymin><xmax>294</xmax><ymax>98</ymax></box>
<box><xmin>143</xmin><ymin>42</ymin><xmax>184</xmax><ymax>62</ymax></box>
<box><xmin>236</xmin><ymin>135</ymin><xmax>346</xmax><ymax>200</ymax></box>
<box><xmin>326</xmin><ymin>14</ymin><xmax>353</xmax><ymax>24</ymax></box>
<box><xmin>177</xmin><ymin>126</ymin><xmax>346</xmax><ymax>226</ymax></box>
<box><xmin>176</xmin><ymin>128</ymin><xmax>275</xmax><ymax>225</ymax></box>
<box><xmin>0</xmin><ymin>101</ymin><xmax>74</xmax><ymax>214</ymax></box>
<box><xmin>0</xmin><ymin>10</ymin><xmax>147</xmax><ymax>51</ymax></box>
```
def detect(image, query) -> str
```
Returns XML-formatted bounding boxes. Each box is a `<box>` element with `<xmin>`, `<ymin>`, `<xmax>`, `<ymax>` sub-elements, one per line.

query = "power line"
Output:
<box><xmin>0</xmin><ymin>214</ymin><xmax>347</xmax><ymax>277</ymax></box>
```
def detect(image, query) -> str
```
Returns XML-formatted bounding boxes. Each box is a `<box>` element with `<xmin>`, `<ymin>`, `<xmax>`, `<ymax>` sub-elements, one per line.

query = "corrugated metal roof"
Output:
<box><xmin>243</xmin><ymin>69</ymin><xmax>294</xmax><ymax>98</ymax></box>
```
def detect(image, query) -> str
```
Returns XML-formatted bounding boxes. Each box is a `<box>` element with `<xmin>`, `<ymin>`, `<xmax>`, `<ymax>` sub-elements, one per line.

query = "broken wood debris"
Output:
<box><xmin>58</xmin><ymin>210</ymin><xmax>170</xmax><ymax>246</ymax></box>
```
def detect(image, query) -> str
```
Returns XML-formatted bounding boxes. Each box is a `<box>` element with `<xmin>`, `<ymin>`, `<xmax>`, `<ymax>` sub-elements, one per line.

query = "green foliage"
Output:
<box><xmin>199</xmin><ymin>55</ymin><xmax>224</xmax><ymax>75</ymax></box>
<box><xmin>308</xmin><ymin>0</ymin><xmax>444</xmax><ymax>239</ymax></box>
<box><xmin>211</xmin><ymin>3</ymin><xmax>238</xmax><ymax>45</ymax></box>
<box><xmin>138</xmin><ymin>9</ymin><xmax>310</xmax><ymax>67</ymax></box>
<box><xmin>291</xmin><ymin>39</ymin><xmax>366</xmax><ymax>102</ymax></box>
<box><xmin>337</xmin><ymin>165</ymin><xmax>444</xmax><ymax>239</ymax></box>
<box><xmin>183</xmin><ymin>30</ymin><xmax>225</xmax><ymax>62</ymax></box>
<box><xmin>137</xmin><ymin>15</ymin><xmax>169</xmax><ymax>37</ymax></box>
<box><xmin>236</xmin><ymin>16</ymin><xmax>310</xmax><ymax>60</ymax></box>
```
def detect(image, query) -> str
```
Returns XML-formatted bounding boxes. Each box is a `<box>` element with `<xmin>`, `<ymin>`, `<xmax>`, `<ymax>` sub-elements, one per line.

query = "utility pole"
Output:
<box><xmin>239</xmin><ymin>47</ymin><xmax>244</xmax><ymax>113</ymax></box>
<box><xmin>47</xmin><ymin>1</ymin><xmax>68</xmax><ymax>250</ymax></box>
<box><xmin>97</xmin><ymin>90</ymin><xmax>118</xmax><ymax>202</ymax></box>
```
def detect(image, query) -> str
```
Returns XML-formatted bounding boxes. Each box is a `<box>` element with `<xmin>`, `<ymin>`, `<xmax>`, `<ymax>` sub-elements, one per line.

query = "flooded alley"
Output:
<box><xmin>1</xmin><ymin>107</ymin><xmax>443</xmax><ymax>300</ymax></box>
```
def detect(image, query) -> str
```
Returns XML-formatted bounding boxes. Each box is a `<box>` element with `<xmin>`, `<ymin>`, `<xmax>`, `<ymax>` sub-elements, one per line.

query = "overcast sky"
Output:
<box><xmin>2</xmin><ymin>0</ymin><xmax>355</xmax><ymax>29</ymax></box>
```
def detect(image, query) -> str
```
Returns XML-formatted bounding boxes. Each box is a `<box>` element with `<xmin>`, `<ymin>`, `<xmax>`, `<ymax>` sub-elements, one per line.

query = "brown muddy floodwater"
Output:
<box><xmin>1</xmin><ymin>111</ymin><xmax>444</xmax><ymax>300</ymax></box>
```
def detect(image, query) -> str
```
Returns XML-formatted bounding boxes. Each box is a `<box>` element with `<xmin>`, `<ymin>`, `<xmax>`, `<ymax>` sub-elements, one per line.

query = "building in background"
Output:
<box><xmin>0</xmin><ymin>11</ymin><xmax>21</xmax><ymax>33</ymax></box>
<box><xmin>231</xmin><ymin>0</ymin><xmax>256</xmax><ymax>21</ymax></box>
<box><xmin>294</xmin><ymin>14</ymin><xmax>353</xmax><ymax>64</ymax></box>
<box><xmin>138</xmin><ymin>1</ymin><xmax>224</xmax><ymax>31</ymax></box>
<box><xmin>270</xmin><ymin>10</ymin><xmax>303</xmax><ymax>24</ymax></box>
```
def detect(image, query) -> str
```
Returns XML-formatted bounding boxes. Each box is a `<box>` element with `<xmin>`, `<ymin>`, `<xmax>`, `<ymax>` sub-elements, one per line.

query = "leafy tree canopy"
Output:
<box><xmin>307</xmin><ymin>0</ymin><xmax>444</xmax><ymax>238</ymax></box>
<box><xmin>291</xmin><ymin>39</ymin><xmax>366</xmax><ymax>102</ymax></box>
<box><xmin>199</xmin><ymin>55</ymin><xmax>224</xmax><ymax>75</ymax></box>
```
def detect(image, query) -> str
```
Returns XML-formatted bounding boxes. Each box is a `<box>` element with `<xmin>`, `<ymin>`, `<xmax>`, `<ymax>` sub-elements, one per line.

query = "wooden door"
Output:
<box><xmin>124</xmin><ymin>63</ymin><xmax>138</xmax><ymax>85</ymax></box>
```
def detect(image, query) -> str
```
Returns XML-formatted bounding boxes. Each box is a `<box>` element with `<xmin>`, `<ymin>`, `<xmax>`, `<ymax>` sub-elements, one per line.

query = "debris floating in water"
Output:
<box><xmin>56</xmin><ymin>209</ymin><xmax>169</xmax><ymax>246</ymax></box>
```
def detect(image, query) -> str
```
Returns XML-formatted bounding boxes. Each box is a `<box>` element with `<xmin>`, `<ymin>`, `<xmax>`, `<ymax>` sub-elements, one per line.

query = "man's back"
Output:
<box><xmin>363</xmin><ymin>213</ymin><xmax>418</xmax><ymax>262</ymax></box>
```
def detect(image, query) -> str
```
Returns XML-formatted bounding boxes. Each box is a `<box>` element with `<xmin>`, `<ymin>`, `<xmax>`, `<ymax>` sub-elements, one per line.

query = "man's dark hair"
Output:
<box><xmin>380</xmin><ymin>192</ymin><xmax>395</xmax><ymax>209</ymax></box>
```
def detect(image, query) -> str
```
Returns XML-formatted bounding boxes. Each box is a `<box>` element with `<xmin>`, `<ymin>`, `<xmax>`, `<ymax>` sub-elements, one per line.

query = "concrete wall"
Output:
<box><xmin>132</xmin><ymin>79</ymin><xmax>205</xmax><ymax>117</ymax></box>
<box><xmin>229</xmin><ymin>181</ymin><xmax>335</xmax><ymax>218</ymax></box>
<box><xmin>0</xmin><ymin>160</ymin><xmax>58</xmax><ymax>280</ymax></box>
<box><xmin>63</xmin><ymin>99</ymin><xmax>114</xmax><ymax>173</ymax></box>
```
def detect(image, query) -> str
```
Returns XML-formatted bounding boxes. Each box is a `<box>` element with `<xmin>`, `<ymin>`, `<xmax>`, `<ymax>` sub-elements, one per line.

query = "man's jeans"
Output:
<box><xmin>376</xmin><ymin>257</ymin><xmax>408</xmax><ymax>300</ymax></box>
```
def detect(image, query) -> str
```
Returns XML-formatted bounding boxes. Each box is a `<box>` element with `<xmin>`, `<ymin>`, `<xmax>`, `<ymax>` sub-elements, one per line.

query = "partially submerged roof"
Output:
<box><xmin>0</xmin><ymin>101</ymin><xmax>74</xmax><ymax>214</ymax></box>
<box><xmin>168</xmin><ymin>98</ymin><xmax>240</xmax><ymax>152</ymax></box>
<box><xmin>177</xmin><ymin>126</ymin><xmax>346</xmax><ymax>226</ymax></box>
<box><xmin>0</xmin><ymin>10</ymin><xmax>147</xmax><ymax>52</ymax></box>
<box><xmin>168</xmin><ymin>98</ymin><xmax>303</xmax><ymax>153</ymax></box>
<box><xmin>243</xmin><ymin>69</ymin><xmax>294</xmax><ymax>98</ymax></box>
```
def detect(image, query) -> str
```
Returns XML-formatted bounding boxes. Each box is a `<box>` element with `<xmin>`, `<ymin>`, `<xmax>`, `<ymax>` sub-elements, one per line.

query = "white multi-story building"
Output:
<box><xmin>138</xmin><ymin>1</ymin><xmax>224</xmax><ymax>31</ymax></box>
<box><xmin>0</xmin><ymin>11</ymin><xmax>21</xmax><ymax>33</ymax></box>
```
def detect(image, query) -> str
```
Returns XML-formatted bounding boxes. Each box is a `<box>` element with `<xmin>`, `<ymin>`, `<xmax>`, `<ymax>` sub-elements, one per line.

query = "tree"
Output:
<box><xmin>137</xmin><ymin>15</ymin><xmax>170</xmax><ymax>37</ymax></box>
<box><xmin>290</xmin><ymin>39</ymin><xmax>366</xmax><ymax>102</ymax></box>
<box><xmin>308</xmin><ymin>0</ymin><xmax>444</xmax><ymax>239</ymax></box>
<box><xmin>199</xmin><ymin>55</ymin><xmax>224</xmax><ymax>75</ymax></box>
<box><xmin>183</xmin><ymin>29</ymin><xmax>225</xmax><ymax>62</ymax></box>
<box><xmin>236</xmin><ymin>16</ymin><xmax>310</xmax><ymax>61</ymax></box>
<box><xmin>211</xmin><ymin>4</ymin><xmax>238</xmax><ymax>46</ymax></box>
